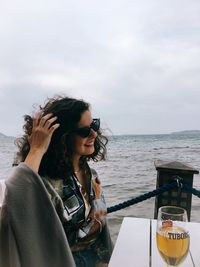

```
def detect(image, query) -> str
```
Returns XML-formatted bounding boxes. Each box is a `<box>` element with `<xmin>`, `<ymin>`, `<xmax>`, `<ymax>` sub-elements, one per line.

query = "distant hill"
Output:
<box><xmin>171</xmin><ymin>130</ymin><xmax>200</xmax><ymax>135</ymax></box>
<box><xmin>0</xmin><ymin>132</ymin><xmax>15</xmax><ymax>139</ymax></box>
<box><xmin>0</xmin><ymin>132</ymin><xmax>7</xmax><ymax>138</ymax></box>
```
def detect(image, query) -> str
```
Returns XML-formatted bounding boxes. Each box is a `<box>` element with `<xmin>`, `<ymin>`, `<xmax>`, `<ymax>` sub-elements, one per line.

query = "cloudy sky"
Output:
<box><xmin>0</xmin><ymin>0</ymin><xmax>200</xmax><ymax>136</ymax></box>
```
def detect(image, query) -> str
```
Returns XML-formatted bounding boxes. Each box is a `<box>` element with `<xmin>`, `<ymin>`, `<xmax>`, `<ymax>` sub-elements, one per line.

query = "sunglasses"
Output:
<box><xmin>75</xmin><ymin>118</ymin><xmax>100</xmax><ymax>138</ymax></box>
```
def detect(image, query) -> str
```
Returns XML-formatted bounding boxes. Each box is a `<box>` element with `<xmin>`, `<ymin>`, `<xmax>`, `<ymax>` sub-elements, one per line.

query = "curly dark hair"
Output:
<box><xmin>14</xmin><ymin>95</ymin><xmax>108</xmax><ymax>180</ymax></box>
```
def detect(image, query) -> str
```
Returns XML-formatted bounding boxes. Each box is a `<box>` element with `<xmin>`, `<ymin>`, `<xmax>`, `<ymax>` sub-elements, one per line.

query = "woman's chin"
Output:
<box><xmin>84</xmin><ymin>146</ymin><xmax>95</xmax><ymax>155</ymax></box>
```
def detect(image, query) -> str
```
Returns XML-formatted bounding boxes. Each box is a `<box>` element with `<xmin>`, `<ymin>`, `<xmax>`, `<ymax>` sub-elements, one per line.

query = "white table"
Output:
<box><xmin>109</xmin><ymin>217</ymin><xmax>200</xmax><ymax>267</ymax></box>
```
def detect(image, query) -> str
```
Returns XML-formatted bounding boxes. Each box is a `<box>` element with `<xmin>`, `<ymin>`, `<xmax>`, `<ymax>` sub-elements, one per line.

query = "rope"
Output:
<box><xmin>107</xmin><ymin>182</ymin><xmax>200</xmax><ymax>214</ymax></box>
<box><xmin>182</xmin><ymin>184</ymin><xmax>200</xmax><ymax>198</ymax></box>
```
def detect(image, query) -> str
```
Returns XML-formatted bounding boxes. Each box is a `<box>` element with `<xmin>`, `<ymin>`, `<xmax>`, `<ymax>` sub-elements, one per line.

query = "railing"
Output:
<box><xmin>107</xmin><ymin>178</ymin><xmax>200</xmax><ymax>213</ymax></box>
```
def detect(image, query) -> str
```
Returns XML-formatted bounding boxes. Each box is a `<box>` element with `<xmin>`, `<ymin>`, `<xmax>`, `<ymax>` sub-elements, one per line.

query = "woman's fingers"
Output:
<box><xmin>39</xmin><ymin>113</ymin><xmax>53</xmax><ymax>127</ymax></box>
<box><xmin>94</xmin><ymin>210</ymin><xmax>107</xmax><ymax>220</ymax></box>
<box><xmin>33</xmin><ymin>112</ymin><xmax>59</xmax><ymax>130</ymax></box>
<box><xmin>27</xmin><ymin>112</ymin><xmax>60</xmax><ymax>157</ymax></box>
<box><xmin>32</xmin><ymin>112</ymin><xmax>60</xmax><ymax>137</ymax></box>
<box><xmin>33</xmin><ymin>111</ymin><xmax>43</xmax><ymax>128</ymax></box>
<box><xmin>49</xmin><ymin>123</ymin><xmax>60</xmax><ymax>134</ymax></box>
<box><xmin>44</xmin><ymin>115</ymin><xmax>58</xmax><ymax>129</ymax></box>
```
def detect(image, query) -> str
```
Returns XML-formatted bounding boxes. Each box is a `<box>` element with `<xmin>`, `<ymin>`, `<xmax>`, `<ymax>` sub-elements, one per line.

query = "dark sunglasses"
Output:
<box><xmin>75</xmin><ymin>118</ymin><xmax>100</xmax><ymax>138</ymax></box>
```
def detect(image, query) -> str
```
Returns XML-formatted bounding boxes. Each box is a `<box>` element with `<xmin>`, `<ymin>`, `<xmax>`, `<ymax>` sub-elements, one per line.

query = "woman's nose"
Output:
<box><xmin>89</xmin><ymin>129</ymin><xmax>97</xmax><ymax>138</ymax></box>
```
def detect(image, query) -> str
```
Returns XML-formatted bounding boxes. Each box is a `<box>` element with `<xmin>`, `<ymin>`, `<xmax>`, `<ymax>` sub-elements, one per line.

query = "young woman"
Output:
<box><xmin>0</xmin><ymin>96</ymin><xmax>113</xmax><ymax>267</ymax></box>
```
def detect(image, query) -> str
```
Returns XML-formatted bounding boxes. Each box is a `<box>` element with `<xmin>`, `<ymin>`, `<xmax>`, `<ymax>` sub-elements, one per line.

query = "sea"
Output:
<box><xmin>1</xmin><ymin>133</ymin><xmax>200</xmax><ymax>243</ymax></box>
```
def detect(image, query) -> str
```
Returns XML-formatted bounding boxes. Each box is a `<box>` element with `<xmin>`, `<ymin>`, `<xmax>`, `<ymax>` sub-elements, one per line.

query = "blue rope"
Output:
<box><xmin>182</xmin><ymin>184</ymin><xmax>200</xmax><ymax>198</ymax></box>
<box><xmin>107</xmin><ymin>182</ymin><xmax>200</xmax><ymax>214</ymax></box>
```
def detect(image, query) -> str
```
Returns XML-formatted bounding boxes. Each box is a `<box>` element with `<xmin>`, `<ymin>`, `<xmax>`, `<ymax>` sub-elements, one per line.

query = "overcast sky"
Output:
<box><xmin>0</xmin><ymin>0</ymin><xmax>200</xmax><ymax>136</ymax></box>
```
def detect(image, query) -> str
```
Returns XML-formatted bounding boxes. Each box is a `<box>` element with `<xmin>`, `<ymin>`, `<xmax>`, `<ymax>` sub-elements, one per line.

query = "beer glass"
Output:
<box><xmin>156</xmin><ymin>206</ymin><xmax>190</xmax><ymax>266</ymax></box>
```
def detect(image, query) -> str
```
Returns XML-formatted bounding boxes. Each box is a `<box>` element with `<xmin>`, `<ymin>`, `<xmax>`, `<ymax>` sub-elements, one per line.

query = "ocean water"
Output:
<box><xmin>1</xmin><ymin>134</ymin><xmax>200</xmax><ymax>243</ymax></box>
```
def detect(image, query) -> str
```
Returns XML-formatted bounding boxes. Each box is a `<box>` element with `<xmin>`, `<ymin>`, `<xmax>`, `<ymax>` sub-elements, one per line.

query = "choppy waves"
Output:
<box><xmin>1</xmin><ymin>134</ymin><xmax>200</xmax><ymax>243</ymax></box>
<box><xmin>91</xmin><ymin>134</ymin><xmax>200</xmax><ymax>242</ymax></box>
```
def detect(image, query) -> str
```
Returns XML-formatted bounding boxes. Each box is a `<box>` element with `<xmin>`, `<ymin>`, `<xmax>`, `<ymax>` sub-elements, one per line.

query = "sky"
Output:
<box><xmin>0</xmin><ymin>0</ymin><xmax>200</xmax><ymax>136</ymax></box>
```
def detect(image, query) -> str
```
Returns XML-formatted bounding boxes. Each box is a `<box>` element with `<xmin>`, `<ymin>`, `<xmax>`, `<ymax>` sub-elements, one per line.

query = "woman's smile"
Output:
<box><xmin>85</xmin><ymin>140</ymin><xmax>95</xmax><ymax>147</ymax></box>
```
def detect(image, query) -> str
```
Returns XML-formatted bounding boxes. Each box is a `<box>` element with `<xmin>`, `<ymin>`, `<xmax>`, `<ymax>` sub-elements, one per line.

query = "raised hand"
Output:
<box><xmin>28</xmin><ymin>112</ymin><xmax>60</xmax><ymax>154</ymax></box>
<box><xmin>25</xmin><ymin>112</ymin><xmax>60</xmax><ymax>172</ymax></box>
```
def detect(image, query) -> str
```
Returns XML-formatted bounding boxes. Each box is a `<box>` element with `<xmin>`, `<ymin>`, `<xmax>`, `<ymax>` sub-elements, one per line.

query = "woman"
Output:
<box><xmin>0</xmin><ymin>95</ymin><xmax>113</xmax><ymax>267</ymax></box>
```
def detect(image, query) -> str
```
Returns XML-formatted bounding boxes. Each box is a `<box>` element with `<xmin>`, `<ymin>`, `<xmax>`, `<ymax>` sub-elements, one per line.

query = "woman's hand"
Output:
<box><xmin>91</xmin><ymin>177</ymin><xmax>107</xmax><ymax>219</ymax></box>
<box><xmin>24</xmin><ymin>112</ymin><xmax>60</xmax><ymax>172</ymax></box>
<box><xmin>92</xmin><ymin>199</ymin><xmax>107</xmax><ymax>220</ymax></box>
<box><xmin>28</xmin><ymin>112</ymin><xmax>59</xmax><ymax>154</ymax></box>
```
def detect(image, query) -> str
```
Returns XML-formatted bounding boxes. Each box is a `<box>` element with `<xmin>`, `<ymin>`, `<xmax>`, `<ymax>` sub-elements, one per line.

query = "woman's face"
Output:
<box><xmin>73</xmin><ymin>110</ymin><xmax>98</xmax><ymax>158</ymax></box>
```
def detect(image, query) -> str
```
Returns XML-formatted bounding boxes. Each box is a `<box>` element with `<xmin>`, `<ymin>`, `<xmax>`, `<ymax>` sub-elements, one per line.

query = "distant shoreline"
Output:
<box><xmin>0</xmin><ymin>133</ymin><xmax>15</xmax><ymax>139</ymax></box>
<box><xmin>171</xmin><ymin>130</ymin><xmax>200</xmax><ymax>135</ymax></box>
<box><xmin>1</xmin><ymin>130</ymin><xmax>200</xmax><ymax>138</ymax></box>
<box><xmin>112</xmin><ymin>130</ymin><xmax>200</xmax><ymax>136</ymax></box>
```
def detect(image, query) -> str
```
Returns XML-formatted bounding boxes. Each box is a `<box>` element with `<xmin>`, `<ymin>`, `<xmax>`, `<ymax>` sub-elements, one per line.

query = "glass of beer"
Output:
<box><xmin>156</xmin><ymin>206</ymin><xmax>190</xmax><ymax>266</ymax></box>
